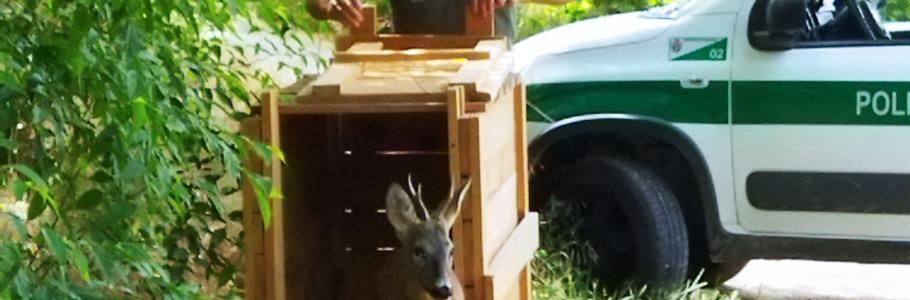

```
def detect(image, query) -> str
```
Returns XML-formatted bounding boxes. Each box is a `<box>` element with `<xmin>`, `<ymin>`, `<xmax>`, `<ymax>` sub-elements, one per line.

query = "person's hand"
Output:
<box><xmin>329</xmin><ymin>0</ymin><xmax>364</xmax><ymax>28</ymax></box>
<box><xmin>470</xmin><ymin>0</ymin><xmax>508</xmax><ymax>18</ymax></box>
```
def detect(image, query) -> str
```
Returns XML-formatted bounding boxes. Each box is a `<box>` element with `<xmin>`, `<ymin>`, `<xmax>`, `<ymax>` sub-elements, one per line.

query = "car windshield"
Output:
<box><xmin>641</xmin><ymin>0</ymin><xmax>694</xmax><ymax>19</ymax></box>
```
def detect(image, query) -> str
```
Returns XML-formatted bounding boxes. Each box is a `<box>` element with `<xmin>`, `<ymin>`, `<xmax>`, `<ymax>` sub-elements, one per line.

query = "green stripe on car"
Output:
<box><xmin>733</xmin><ymin>81</ymin><xmax>910</xmax><ymax>125</ymax></box>
<box><xmin>526</xmin><ymin>81</ymin><xmax>729</xmax><ymax>124</ymax></box>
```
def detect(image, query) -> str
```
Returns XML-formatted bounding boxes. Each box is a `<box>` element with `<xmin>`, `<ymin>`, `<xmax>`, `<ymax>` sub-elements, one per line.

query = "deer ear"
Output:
<box><xmin>434</xmin><ymin>179</ymin><xmax>471</xmax><ymax>231</ymax></box>
<box><xmin>386</xmin><ymin>183</ymin><xmax>419</xmax><ymax>238</ymax></box>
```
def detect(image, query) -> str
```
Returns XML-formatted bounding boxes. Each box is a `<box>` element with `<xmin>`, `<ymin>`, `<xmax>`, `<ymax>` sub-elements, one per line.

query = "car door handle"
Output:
<box><xmin>681</xmin><ymin>77</ymin><xmax>709</xmax><ymax>89</ymax></box>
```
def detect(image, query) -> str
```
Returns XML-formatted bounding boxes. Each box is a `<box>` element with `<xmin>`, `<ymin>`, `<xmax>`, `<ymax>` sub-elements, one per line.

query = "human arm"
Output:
<box><xmin>306</xmin><ymin>0</ymin><xmax>365</xmax><ymax>27</ymax></box>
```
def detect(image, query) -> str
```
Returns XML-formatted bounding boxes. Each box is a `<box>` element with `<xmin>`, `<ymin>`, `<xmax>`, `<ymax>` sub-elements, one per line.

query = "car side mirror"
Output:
<box><xmin>755</xmin><ymin>0</ymin><xmax>811</xmax><ymax>51</ymax></box>
<box><xmin>751</xmin><ymin>30</ymin><xmax>799</xmax><ymax>50</ymax></box>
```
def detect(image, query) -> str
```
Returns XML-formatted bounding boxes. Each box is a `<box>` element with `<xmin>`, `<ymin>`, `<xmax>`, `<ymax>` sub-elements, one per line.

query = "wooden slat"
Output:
<box><xmin>482</xmin><ymin>174</ymin><xmax>519</xmax><ymax>269</ymax></box>
<box><xmin>484</xmin><ymin>213</ymin><xmax>540</xmax><ymax>300</ymax></box>
<box><xmin>447</xmin><ymin>86</ymin><xmax>468</xmax><ymax>292</ymax></box>
<box><xmin>474</xmin><ymin>39</ymin><xmax>507</xmax><ymax>61</ymax></box>
<box><xmin>248</xmin><ymin>254</ymin><xmax>266</xmax><ymax>300</ymax></box>
<box><xmin>450</xmin><ymin>60</ymin><xmax>491</xmax><ymax>102</ymax></box>
<box><xmin>464</xmin><ymin>6</ymin><xmax>495</xmax><ymax>36</ymax></box>
<box><xmin>310</xmin><ymin>63</ymin><xmax>362</xmax><ymax>96</ymax></box>
<box><xmin>280</xmin><ymin>76</ymin><xmax>316</xmax><ymax>95</ymax></box>
<box><xmin>261</xmin><ymin>91</ymin><xmax>286</xmax><ymax>300</ymax></box>
<box><xmin>350</xmin><ymin>6</ymin><xmax>376</xmax><ymax>36</ymax></box>
<box><xmin>336</xmin><ymin>35</ymin><xmax>502</xmax><ymax>51</ymax></box>
<box><xmin>334</xmin><ymin>48</ymin><xmax>491</xmax><ymax>63</ymax></box>
<box><xmin>299</xmin><ymin>92</ymin><xmax>447</xmax><ymax>104</ymax></box>
<box><xmin>277</xmin><ymin>101</ymin><xmax>487</xmax><ymax>115</ymax></box>
<box><xmin>476</xmin><ymin>54</ymin><xmax>514</xmax><ymax>102</ymax></box>
<box><xmin>513</xmin><ymin>82</ymin><xmax>529</xmax><ymax>217</ymax></box>
<box><xmin>459</xmin><ymin>115</ymin><xmax>485</xmax><ymax>300</ymax></box>
<box><xmin>347</xmin><ymin>42</ymin><xmax>384</xmax><ymax>52</ymax></box>
<box><xmin>476</xmin><ymin>87</ymin><xmax>517</xmax><ymax>198</ymax></box>
<box><xmin>513</xmin><ymin>82</ymin><xmax>532</xmax><ymax>300</ymax></box>
<box><xmin>241</xmin><ymin>117</ymin><xmax>265</xmax><ymax>300</ymax></box>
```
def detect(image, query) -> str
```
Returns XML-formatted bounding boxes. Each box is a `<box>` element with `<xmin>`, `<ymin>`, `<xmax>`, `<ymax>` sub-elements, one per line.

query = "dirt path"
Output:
<box><xmin>724</xmin><ymin>260</ymin><xmax>910</xmax><ymax>300</ymax></box>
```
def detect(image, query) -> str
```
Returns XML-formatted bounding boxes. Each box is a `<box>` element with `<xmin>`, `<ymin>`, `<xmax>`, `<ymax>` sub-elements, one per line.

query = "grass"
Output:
<box><xmin>531</xmin><ymin>199</ymin><xmax>741</xmax><ymax>300</ymax></box>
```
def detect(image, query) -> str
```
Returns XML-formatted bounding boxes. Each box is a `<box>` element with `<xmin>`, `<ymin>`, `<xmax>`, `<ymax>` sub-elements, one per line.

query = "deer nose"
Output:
<box><xmin>434</xmin><ymin>285</ymin><xmax>452</xmax><ymax>298</ymax></box>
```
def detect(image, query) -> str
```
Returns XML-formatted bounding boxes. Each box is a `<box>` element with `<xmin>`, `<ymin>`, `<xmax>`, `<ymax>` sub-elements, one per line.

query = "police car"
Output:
<box><xmin>514</xmin><ymin>0</ymin><xmax>910</xmax><ymax>286</ymax></box>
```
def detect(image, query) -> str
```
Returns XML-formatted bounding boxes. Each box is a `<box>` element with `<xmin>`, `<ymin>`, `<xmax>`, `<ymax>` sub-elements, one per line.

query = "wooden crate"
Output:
<box><xmin>241</xmin><ymin>13</ymin><xmax>537</xmax><ymax>300</ymax></box>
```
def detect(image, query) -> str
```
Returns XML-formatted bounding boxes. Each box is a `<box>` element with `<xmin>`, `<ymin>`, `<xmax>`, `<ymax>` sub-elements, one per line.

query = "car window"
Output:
<box><xmin>748</xmin><ymin>0</ymin><xmax>910</xmax><ymax>50</ymax></box>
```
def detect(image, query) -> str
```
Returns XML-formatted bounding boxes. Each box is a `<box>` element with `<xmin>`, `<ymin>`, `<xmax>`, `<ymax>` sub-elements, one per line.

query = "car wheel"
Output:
<box><xmin>552</xmin><ymin>158</ymin><xmax>689</xmax><ymax>287</ymax></box>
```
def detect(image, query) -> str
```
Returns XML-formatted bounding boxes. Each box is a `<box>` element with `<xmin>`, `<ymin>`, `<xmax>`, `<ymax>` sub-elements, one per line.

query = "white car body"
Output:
<box><xmin>515</xmin><ymin>0</ymin><xmax>910</xmax><ymax>263</ymax></box>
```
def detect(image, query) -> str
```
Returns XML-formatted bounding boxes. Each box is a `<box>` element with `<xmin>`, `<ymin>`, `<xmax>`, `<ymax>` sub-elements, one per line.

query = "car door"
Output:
<box><xmin>730</xmin><ymin>0</ymin><xmax>910</xmax><ymax>240</ymax></box>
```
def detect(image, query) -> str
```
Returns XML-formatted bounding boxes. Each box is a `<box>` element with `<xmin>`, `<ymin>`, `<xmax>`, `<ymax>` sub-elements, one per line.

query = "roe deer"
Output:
<box><xmin>385</xmin><ymin>175</ymin><xmax>471</xmax><ymax>300</ymax></box>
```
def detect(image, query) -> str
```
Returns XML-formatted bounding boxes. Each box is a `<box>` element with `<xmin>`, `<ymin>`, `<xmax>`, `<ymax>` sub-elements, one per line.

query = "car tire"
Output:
<box><xmin>553</xmin><ymin>158</ymin><xmax>689</xmax><ymax>287</ymax></box>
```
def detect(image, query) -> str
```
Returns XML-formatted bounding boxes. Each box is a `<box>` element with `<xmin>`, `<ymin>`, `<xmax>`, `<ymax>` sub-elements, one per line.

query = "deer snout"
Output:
<box><xmin>430</xmin><ymin>284</ymin><xmax>452</xmax><ymax>299</ymax></box>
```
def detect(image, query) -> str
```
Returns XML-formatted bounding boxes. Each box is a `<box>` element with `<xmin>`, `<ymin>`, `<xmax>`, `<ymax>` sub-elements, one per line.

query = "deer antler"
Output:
<box><xmin>407</xmin><ymin>174</ymin><xmax>431</xmax><ymax>221</ymax></box>
<box><xmin>447</xmin><ymin>175</ymin><xmax>456</xmax><ymax>201</ymax></box>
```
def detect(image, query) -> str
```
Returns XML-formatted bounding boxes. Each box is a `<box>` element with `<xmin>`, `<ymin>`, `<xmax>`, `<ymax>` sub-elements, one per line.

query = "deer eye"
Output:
<box><xmin>413</xmin><ymin>247</ymin><xmax>426</xmax><ymax>258</ymax></box>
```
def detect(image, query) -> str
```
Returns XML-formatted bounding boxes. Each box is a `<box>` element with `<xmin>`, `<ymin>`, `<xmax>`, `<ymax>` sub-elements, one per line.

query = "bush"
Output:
<box><xmin>0</xmin><ymin>0</ymin><xmax>326</xmax><ymax>298</ymax></box>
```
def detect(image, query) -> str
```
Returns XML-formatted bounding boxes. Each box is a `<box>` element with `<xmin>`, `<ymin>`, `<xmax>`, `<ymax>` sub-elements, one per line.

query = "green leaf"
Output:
<box><xmin>131</xmin><ymin>97</ymin><xmax>149</xmax><ymax>127</ymax></box>
<box><xmin>41</xmin><ymin>227</ymin><xmax>68</xmax><ymax>263</ymax></box>
<box><xmin>91</xmin><ymin>243</ymin><xmax>113</xmax><ymax>280</ymax></box>
<box><xmin>89</xmin><ymin>170</ymin><xmax>112</xmax><ymax>183</ymax></box>
<box><xmin>75</xmin><ymin>189</ymin><xmax>103</xmax><ymax>210</ymax></box>
<box><xmin>12</xmin><ymin>179</ymin><xmax>26</xmax><ymax>201</ymax></box>
<box><xmin>9</xmin><ymin>215</ymin><xmax>27</xmax><ymax>239</ymax></box>
<box><xmin>0</xmin><ymin>243</ymin><xmax>23</xmax><ymax>290</ymax></box>
<box><xmin>0</xmin><ymin>135</ymin><xmax>16</xmax><ymax>151</ymax></box>
<box><xmin>68</xmin><ymin>244</ymin><xmax>91</xmax><ymax>281</ymax></box>
<box><xmin>247</xmin><ymin>172</ymin><xmax>273</xmax><ymax>228</ymax></box>
<box><xmin>11</xmin><ymin>165</ymin><xmax>48</xmax><ymax>191</ymax></box>
<box><xmin>27</xmin><ymin>189</ymin><xmax>46</xmax><ymax>220</ymax></box>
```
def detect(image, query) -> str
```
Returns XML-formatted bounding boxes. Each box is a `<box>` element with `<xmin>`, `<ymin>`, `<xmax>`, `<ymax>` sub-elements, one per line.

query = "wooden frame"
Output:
<box><xmin>241</xmin><ymin>9</ymin><xmax>535</xmax><ymax>299</ymax></box>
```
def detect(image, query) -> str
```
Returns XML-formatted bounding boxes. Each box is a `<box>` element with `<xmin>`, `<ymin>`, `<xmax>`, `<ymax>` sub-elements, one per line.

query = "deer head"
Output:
<box><xmin>385</xmin><ymin>175</ymin><xmax>471</xmax><ymax>299</ymax></box>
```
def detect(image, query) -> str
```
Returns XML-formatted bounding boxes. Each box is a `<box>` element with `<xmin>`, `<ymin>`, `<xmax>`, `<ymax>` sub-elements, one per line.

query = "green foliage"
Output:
<box><xmin>517</xmin><ymin>0</ymin><xmax>667</xmax><ymax>41</ymax></box>
<box><xmin>532</xmin><ymin>199</ymin><xmax>741</xmax><ymax>300</ymax></box>
<box><xmin>0</xmin><ymin>0</ymin><xmax>326</xmax><ymax>298</ymax></box>
<box><xmin>886</xmin><ymin>0</ymin><xmax>910</xmax><ymax>21</ymax></box>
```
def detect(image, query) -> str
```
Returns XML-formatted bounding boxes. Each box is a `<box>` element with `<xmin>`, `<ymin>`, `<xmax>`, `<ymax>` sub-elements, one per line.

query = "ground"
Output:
<box><xmin>725</xmin><ymin>260</ymin><xmax>910</xmax><ymax>300</ymax></box>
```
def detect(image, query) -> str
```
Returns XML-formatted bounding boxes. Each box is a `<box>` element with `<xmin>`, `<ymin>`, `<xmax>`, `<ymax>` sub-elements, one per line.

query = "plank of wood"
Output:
<box><xmin>350</xmin><ymin>6</ymin><xmax>376</xmax><ymax>36</ymax></box>
<box><xmin>518</xmin><ymin>266</ymin><xmax>531</xmax><ymax>300</ymax></box>
<box><xmin>345</xmin><ymin>76</ymin><xmax>445</xmax><ymax>95</ymax></box>
<box><xmin>310</xmin><ymin>63</ymin><xmax>362</xmax><ymax>96</ymax></box>
<box><xmin>280</xmin><ymin>75</ymin><xmax>315</xmax><ymax>95</ymax></box>
<box><xmin>336</xmin><ymin>35</ymin><xmax>503</xmax><ymax>51</ymax></box>
<box><xmin>450</xmin><ymin>60</ymin><xmax>491</xmax><ymax>102</ymax></box>
<box><xmin>476</xmin><ymin>54</ymin><xmax>515</xmax><ymax>102</ymax></box>
<box><xmin>334</xmin><ymin>48</ymin><xmax>491</xmax><ymax>63</ymax></box>
<box><xmin>513</xmin><ymin>82</ymin><xmax>532</xmax><ymax>300</ymax></box>
<box><xmin>476</xmin><ymin>86</ymin><xmax>516</xmax><ymax>172</ymax></box>
<box><xmin>513</xmin><ymin>82</ymin><xmax>529</xmax><ymax>218</ymax></box>
<box><xmin>464</xmin><ymin>6</ymin><xmax>495</xmax><ymax>36</ymax></box>
<box><xmin>300</xmin><ymin>92</ymin><xmax>447</xmax><ymax>104</ymax></box>
<box><xmin>474</xmin><ymin>39</ymin><xmax>507</xmax><ymax>61</ymax></box>
<box><xmin>278</xmin><ymin>101</ymin><xmax>487</xmax><ymax>114</ymax></box>
<box><xmin>482</xmin><ymin>174</ymin><xmax>519</xmax><ymax>269</ymax></box>
<box><xmin>261</xmin><ymin>91</ymin><xmax>286</xmax><ymax>300</ymax></box>
<box><xmin>240</xmin><ymin>117</ymin><xmax>265</xmax><ymax>300</ymax></box>
<box><xmin>483</xmin><ymin>213</ymin><xmax>540</xmax><ymax>300</ymax></box>
<box><xmin>447</xmin><ymin>86</ymin><xmax>468</xmax><ymax>292</ymax></box>
<box><xmin>347</xmin><ymin>42</ymin><xmax>383</xmax><ymax>52</ymax></box>
<box><xmin>459</xmin><ymin>115</ymin><xmax>485</xmax><ymax>300</ymax></box>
